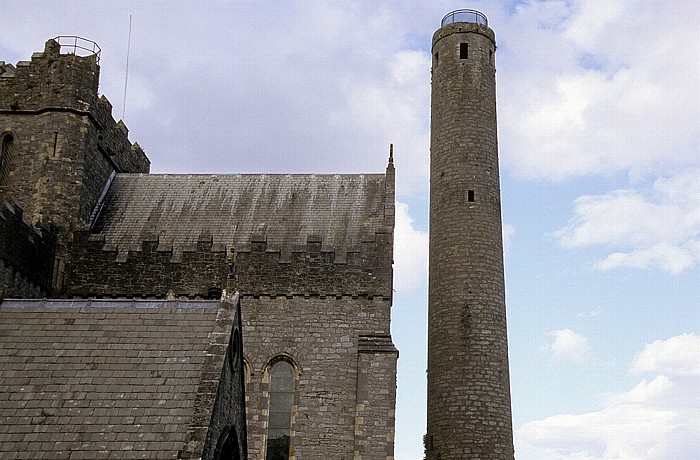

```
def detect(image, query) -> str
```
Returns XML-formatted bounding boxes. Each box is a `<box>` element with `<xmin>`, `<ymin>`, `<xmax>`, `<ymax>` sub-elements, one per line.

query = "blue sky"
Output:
<box><xmin>4</xmin><ymin>1</ymin><xmax>699</xmax><ymax>459</ymax></box>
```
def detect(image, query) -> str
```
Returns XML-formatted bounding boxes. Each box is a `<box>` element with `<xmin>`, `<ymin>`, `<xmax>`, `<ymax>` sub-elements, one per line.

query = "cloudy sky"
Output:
<box><xmin>4</xmin><ymin>1</ymin><xmax>699</xmax><ymax>458</ymax></box>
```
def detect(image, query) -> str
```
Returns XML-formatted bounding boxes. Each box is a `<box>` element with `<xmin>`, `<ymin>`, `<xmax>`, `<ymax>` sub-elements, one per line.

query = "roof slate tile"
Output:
<box><xmin>0</xmin><ymin>299</ymin><xmax>227</xmax><ymax>459</ymax></box>
<box><xmin>92</xmin><ymin>173</ymin><xmax>389</xmax><ymax>259</ymax></box>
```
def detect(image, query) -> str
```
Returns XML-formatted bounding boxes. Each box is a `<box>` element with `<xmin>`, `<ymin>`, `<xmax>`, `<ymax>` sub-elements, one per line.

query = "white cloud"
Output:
<box><xmin>503</xmin><ymin>223</ymin><xmax>516</xmax><ymax>256</ymax></box>
<box><xmin>631</xmin><ymin>333</ymin><xmax>700</xmax><ymax>377</ymax></box>
<box><xmin>498</xmin><ymin>0</ymin><xmax>700</xmax><ymax>181</ymax></box>
<box><xmin>554</xmin><ymin>169</ymin><xmax>700</xmax><ymax>273</ymax></box>
<box><xmin>521</xmin><ymin>333</ymin><xmax>700</xmax><ymax>460</ymax></box>
<box><xmin>108</xmin><ymin>1</ymin><xmax>434</xmax><ymax>200</ymax></box>
<box><xmin>550</xmin><ymin>329</ymin><xmax>590</xmax><ymax>363</ymax></box>
<box><xmin>342</xmin><ymin>48</ymin><xmax>432</xmax><ymax>196</ymax></box>
<box><xmin>0</xmin><ymin>1</ymin><xmax>433</xmax><ymax>199</ymax></box>
<box><xmin>393</xmin><ymin>201</ymin><xmax>428</xmax><ymax>295</ymax></box>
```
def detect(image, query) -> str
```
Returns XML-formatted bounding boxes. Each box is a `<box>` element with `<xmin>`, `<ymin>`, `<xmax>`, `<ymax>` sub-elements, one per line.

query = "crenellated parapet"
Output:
<box><xmin>0</xmin><ymin>39</ymin><xmax>150</xmax><ymax>176</ymax></box>
<box><xmin>91</xmin><ymin>95</ymin><xmax>150</xmax><ymax>174</ymax></box>
<box><xmin>235</xmin><ymin>232</ymin><xmax>393</xmax><ymax>299</ymax></box>
<box><xmin>0</xmin><ymin>201</ymin><xmax>56</xmax><ymax>297</ymax></box>
<box><xmin>0</xmin><ymin>39</ymin><xmax>99</xmax><ymax>111</ymax></box>
<box><xmin>65</xmin><ymin>231</ymin><xmax>230</xmax><ymax>299</ymax></box>
<box><xmin>66</xmin><ymin>227</ymin><xmax>393</xmax><ymax>301</ymax></box>
<box><xmin>0</xmin><ymin>38</ymin><xmax>150</xmax><ymax>294</ymax></box>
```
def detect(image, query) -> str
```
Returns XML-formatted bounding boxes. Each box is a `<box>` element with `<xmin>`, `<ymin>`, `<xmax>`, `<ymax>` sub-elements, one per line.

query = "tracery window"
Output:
<box><xmin>266</xmin><ymin>360</ymin><xmax>294</xmax><ymax>460</ymax></box>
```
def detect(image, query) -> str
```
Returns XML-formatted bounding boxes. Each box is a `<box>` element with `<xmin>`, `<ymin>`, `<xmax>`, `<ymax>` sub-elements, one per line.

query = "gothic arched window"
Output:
<box><xmin>266</xmin><ymin>360</ymin><xmax>294</xmax><ymax>460</ymax></box>
<box><xmin>0</xmin><ymin>133</ymin><xmax>13</xmax><ymax>186</ymax></box>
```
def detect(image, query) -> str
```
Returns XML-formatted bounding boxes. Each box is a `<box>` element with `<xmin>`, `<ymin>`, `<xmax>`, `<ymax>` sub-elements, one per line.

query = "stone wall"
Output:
<box><xmin>0</xmin><ymin>39</ymin><xmax>149</xmax><ymax>293</ymax></box>
<box><xmin>241</xmin><ymin>295</ymin><xmax>396</xmax><ymax>460</ymax></box>
<box><xmin>201</xmin><ymin>292</ymin><xmax>248</xmax><ymax>460</ymax></box>
<box><xmin>67</xmin><ymin>227</ymin><xmax>393</xmax><ymax>299</ymax></box>
<box><xmin>66</xmin><ymin>231</ymin><xmax>230</xmax><ymax>298</ymax></box>
<box><xmin>0</xmin><ymin>201</ymin><xmax>56</xmax><ymax>297</ymax></box>
<box><xmin>235</xmin><ymin>234</ymin><xmax>393</xmax><ymax>299</ymax></box>
<box><xmin>427</xmin><ymin>20</ymin><xmax>514</xmax><ymax>460</ymax></box>
<box><xmin>354</xmin><ymin>335</ymin><xmax>398</xmax><ymax>459</ymax></box>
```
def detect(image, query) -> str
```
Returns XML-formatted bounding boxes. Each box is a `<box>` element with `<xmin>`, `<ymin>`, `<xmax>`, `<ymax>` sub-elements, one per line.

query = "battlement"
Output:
<box><xmin>0</xmin><ymin>39</ymin><xmax>150</xmax><ymax>176</ymax></box>
<box><xmin>65</xmin><ymin>231</ymin><xmax>230</xmax><ymax>299</ymax></box>
<box><xmin>235</xmin><ymin>234</ymin><xmax>393</xmax><ymax>299</ymax></box>
<box><xmin>66</xmin><ymin>229</ymin><xmax>392</xmax><ymax>300</ymax></box>
<box><xmin>0</xmin><ymin>38</ymin><xmax>99</xmax><ymax>111</ymax></box>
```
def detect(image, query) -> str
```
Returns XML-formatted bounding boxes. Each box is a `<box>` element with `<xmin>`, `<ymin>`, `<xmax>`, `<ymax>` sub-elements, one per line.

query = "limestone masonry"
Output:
<box><xmin>0</xmin><ymin>37</ymin><xmax>397</xmax><ymax>460</ymax></box>
<box><xmin>427</xmin><ymin>10</ymin><xmax>515</xmax><ymax>460</ymax></box>
<box><xmin>0</xmin><ymin>9</ymin><xmax>517</xmax><ymax>460</ymax></box>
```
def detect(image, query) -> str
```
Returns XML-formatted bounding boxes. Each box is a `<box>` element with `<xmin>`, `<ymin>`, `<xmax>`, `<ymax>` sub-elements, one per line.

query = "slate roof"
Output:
<box><xmin>90</xmin><ymin>173</ymin><xmax>392</xmax><ymax>261</ymax></box>
<box><xmin>0</xmin><ymin>299</ymin><xmax>231</xmax><ymax>459</ymax></box>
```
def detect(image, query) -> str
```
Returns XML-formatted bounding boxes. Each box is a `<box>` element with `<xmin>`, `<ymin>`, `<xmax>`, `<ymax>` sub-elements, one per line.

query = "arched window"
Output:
<box><xmin>266</xmin><ymin>360</ymin><xmax>294</xmax><ymax>460</ymax></box>
<box><xmin>0</xmin><ymin>133</ymin><xmax>13</xmax><ymax>186</ymax></box>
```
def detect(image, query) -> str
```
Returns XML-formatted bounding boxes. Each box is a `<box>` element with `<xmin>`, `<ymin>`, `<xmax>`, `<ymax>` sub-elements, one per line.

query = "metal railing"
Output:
<box><xmin>53</xmin><ymin>36</ymin><xmax>101</xmax><ymax>65</ymax></box>
<box><xmin>441</xmin><ymin>9</ymin><xmax>488</xmax><ymax>27</ymax></box>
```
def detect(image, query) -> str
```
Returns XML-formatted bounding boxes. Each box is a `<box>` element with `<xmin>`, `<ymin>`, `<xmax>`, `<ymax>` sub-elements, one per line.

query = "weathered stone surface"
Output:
<box><xmin>0</xmin><ymin>201</ymin><xmax>56</xmax><ymax>297</ymax></box>
<box><xmin>201</xmin><ymin>292</ymin><xmax>248</xmax><ymax>460</ymax></box>
<box><xmin>241</xmin><ymin>296</ymin><xmax>396</xmax><ymax>460</ymax></box>
<box><xmin>0</xmin><ymin>298</ymin><xmax>241</xmax><ymax>459</ymax></box>
<box><xmin>0</xmin><ymin>39</ymin><xmax>149</xmax><ymax>294</ymax></box>
<box><xmin>0</xmin><ymin>38</ymin><xmax>398</xmax><ymax>460</ymax></box>
<box><xmin>66</xmin><ymin>232</ymin><xmax>230</xmax><ymax>299</ymax></box>
<box><xmin>427</xmin><ymin>19</ymin><xmax>515</xmax><ymax>460</ymax></box>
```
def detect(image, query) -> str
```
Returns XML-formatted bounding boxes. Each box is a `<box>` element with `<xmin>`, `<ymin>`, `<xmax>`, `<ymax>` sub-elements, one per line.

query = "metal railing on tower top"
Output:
<box><xmin>52</xmin><ymin>36</ymin><xmax>101</xmax><ymax>65</ymax></box>
<box><xmin>441</xmin><ymin>9</ymin><xmax>488</xmax><ymax>27</ymax></box>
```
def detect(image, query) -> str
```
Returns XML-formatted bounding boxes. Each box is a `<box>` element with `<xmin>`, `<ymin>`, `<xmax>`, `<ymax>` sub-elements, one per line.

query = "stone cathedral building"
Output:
<box><xmin>0</xmin><ymin>9</ymin><xmax>516</xmax><ymax>460</ymax></box>
<box><xmin>0</xmin><ymin>36</ymin><xmax>397</xmax><ymax>459</ymax></box>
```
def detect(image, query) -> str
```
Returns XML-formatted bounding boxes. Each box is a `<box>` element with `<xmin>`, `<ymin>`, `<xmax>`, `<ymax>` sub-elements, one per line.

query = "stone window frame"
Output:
<box><xmin>0</xmin><ymin>131</ymin><xmax>15</xmax><ymax>186</ymax></box>
<box><xmin>243</xmin><ymin>358</ymin><xmax>253</xmax><ymax>385</ymax></box>
<box><xmin>243</xmin><ymin>358</ymin><xmax>252</xmax><ymax>417</ymax></box>
<box><xmin>460</xmin><ymin>42</ymin><xmax>469</xmax><ymax>59</ymax></box>
<box><xmin>262</xmin><ymin>354</ymin><xmax>300</xmax><ymax>460</ymax></box>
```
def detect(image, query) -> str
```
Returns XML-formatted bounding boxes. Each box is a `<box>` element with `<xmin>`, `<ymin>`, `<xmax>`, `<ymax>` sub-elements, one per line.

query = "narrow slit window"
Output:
<box><xmin>460</xmin><ymin>43</ymin><xmax>469</xmax><ymax>59</ymax></box>
<box><xmin>434</xmin><ymin>51</ymin><xmax>439</xmax><ymax>68</ymax></box>
<box><xmin>0</xmin><ymin>133</ymin><xmax>13</xmax><ymax>186</ymax></box>
<box><xmin>467</xmin><ymin>190</ymin><xmax>475</xmax><ymax>202</ymax></box>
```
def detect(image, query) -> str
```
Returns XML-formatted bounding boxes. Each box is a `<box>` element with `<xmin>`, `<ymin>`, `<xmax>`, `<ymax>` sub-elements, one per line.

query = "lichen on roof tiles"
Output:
<box><xmin>0</xmin><ymin>299</ymin><xmax>228</xmax><ymax>458</ymax></box>
<box><xmin>91</xmin><ymin>173</ymin><xmax>389</xmax><ymax>259</ymax></box>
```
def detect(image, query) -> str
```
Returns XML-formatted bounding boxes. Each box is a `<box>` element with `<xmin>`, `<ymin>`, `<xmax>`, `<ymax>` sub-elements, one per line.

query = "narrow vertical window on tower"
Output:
<box><xmin>0</xmin><ymin>133</ymin><xmax>13</xmax><ymax>186</ymax></box>
<box><xmin>460</xmin><ymin>42</ymin><xmax>468</xmax><ymax>59</ymax></box>
<box><xmin>266</xmin><ymin>360</ymin><xmax>294</xmax><ymax>460</ymax></box>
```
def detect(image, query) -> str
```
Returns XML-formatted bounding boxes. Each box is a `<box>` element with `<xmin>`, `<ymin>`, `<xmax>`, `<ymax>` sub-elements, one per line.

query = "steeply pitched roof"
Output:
<box><xmin>0</xmin><ymin>299</ymin><xmax>232</xmax><ymax>459</ymax></box>
<box><xmin>91</xmin><ymin>173</ymin><xmax>392</xmax><ymax>261</ymax></box>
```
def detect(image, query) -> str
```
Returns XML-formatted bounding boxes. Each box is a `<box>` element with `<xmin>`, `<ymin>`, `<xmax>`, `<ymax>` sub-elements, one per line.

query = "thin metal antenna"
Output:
<box><xmin>121</xmin><ymin>14</ymin><xmax>132</xmax><ymax>121</ymax></box>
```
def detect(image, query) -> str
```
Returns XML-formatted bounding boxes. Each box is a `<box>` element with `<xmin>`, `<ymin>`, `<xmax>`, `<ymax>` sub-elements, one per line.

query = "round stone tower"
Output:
<box><xmin>427</xmin><ymin>10</ymin><xmax>514</xmax><ymax>459</ymax></box>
